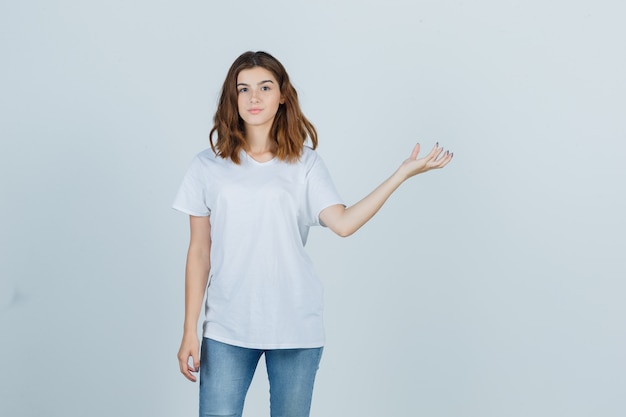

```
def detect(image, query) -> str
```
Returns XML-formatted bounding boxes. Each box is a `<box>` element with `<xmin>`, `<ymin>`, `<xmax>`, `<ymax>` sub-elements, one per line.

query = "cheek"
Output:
<box><xmin>237</xmin><ymin>96</ymin><xmax>246</xmax><ymax>111</ymax></box>
<box><xmin>271</xmin><ymin>94</ymin><xmax>283</xmax><ymax>107</ymax></box>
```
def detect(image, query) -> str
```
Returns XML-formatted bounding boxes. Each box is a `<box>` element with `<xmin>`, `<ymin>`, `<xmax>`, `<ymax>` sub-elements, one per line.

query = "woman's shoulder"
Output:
<box><xmin>195</xmin><ymin>148</ymin><xmax>219</xmax><ymax>161</ymax></box>
<box><xmin>298</xmin><ymin>146</ymin><xmax>331</xmax><ymax>176</ymax></box>
<box><xmin>300</xmin><ymin>145</ymin><xmax>322</xmax><ymax>163</ymax></box>
<box><xmin>183</xmin><ymin>148</ymin><xmax>223</xmax><ymax>175</ymax></box>
<box><xmin>190</xmin><ymin>148</ymin><xmax>222</xmax><ymax>166</ymax></box>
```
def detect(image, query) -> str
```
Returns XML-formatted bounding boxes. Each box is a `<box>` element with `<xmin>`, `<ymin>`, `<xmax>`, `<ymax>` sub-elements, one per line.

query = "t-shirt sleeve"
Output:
<box><xmin>305</xmin><ymin>153</ymin><xmax>344</xmax><ymax>226</ymax></box>
<box><xmin>172</xmin><ymin>155</ymin><xmax>211</xmax><ymax>217</ymax></box>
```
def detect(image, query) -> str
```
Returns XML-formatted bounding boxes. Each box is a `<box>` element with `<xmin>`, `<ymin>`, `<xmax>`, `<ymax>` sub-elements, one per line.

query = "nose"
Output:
<box><xmin>249</xmin><ymin>90</ymin><xmax>260</xmax><ymax>103</ymax></box>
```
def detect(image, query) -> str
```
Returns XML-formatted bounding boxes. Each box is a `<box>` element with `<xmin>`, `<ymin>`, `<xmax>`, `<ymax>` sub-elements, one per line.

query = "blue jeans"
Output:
<box><xmin>199</xmin><ymin>338</ymin><xmax>323</xmax><ymax>417</ymax></box>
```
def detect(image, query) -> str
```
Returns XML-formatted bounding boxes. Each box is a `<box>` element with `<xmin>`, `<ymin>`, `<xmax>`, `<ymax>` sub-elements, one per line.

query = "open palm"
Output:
<box><xmin>398</xmin><ymin>143</ymin><xmax>453</xmax><ymax>179</ymax></box>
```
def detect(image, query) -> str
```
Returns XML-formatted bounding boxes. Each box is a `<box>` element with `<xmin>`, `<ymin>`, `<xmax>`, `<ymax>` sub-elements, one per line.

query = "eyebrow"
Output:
<box><xmin>236</xmin><ymin>80</ymin><xmax>275</xmax><ymax>87</ymax></box>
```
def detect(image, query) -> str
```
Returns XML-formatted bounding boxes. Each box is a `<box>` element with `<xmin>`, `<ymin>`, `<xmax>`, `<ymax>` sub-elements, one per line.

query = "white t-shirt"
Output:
<box><xmin>173</xmin><ymin>146</ymin><xmax>344</xmax><ymax>349</ymax></box>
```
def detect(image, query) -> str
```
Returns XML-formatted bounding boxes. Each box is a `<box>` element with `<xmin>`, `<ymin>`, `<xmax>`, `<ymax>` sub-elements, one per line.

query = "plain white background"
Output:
<box><xmin>1</xmin><ymin>1</ymin><xmax>624</xmax><ymax>416</ymax></box>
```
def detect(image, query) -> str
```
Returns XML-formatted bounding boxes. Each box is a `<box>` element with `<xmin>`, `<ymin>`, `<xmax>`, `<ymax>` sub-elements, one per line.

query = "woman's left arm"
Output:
<box><xmin>319</xmin><ymin>143</ymin><xmax>453</xmax><ymax>237</ymax></box>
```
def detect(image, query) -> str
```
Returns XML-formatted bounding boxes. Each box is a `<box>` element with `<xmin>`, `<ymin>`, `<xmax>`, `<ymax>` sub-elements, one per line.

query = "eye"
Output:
<box><xmin>261</xmin><ymin>86</ymin><xmax>271</xmax><ymax>91</ymax></box>
<box><xmin>238</xmin><ymin>87</ymin><xmax>248</xmax><ymax>93</ymax></box>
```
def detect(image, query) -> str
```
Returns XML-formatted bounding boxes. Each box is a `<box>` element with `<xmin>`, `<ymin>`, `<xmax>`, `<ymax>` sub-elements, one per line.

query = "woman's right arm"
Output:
<box><xmin>177</xmin><ymin>215</ymin><xmax>211</xmax><ymax>382</ymax></box>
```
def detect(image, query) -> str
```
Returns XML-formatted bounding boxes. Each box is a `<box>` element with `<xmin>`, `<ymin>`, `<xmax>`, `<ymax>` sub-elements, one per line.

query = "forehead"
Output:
<box><xmin>236</xmin><ymin>67</ymin><xmax>278</xmax><ymax>84</ymax></box>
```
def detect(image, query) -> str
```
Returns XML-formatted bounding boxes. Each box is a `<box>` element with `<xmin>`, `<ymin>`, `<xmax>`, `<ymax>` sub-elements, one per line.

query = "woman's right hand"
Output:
<box><xmin>178</xmin><ymin>216</ymin><xmax>211</xmax><ymax>382</ymax></box>
<box><xmin>177</xmin><ymin>332</ymin><xmax>200</xmax><ymax>382</ymax></box>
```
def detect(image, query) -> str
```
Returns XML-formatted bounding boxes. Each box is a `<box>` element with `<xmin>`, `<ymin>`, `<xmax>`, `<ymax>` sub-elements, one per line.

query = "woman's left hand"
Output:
<box><xmin>320</xmin><ymin>142</ymin><xmax>453</xmax><ymax>237</ymax></box>
<box><xmin>396</xmin><ymin>143</ymin><xmax>453</xmax><ymax>180</ymax></box>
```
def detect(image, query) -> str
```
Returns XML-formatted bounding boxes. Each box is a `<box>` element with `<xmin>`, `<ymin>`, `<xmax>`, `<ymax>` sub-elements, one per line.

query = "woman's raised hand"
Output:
<box><xmin>396</xmin><ymin>143</ymin><xmax>453</xmax><ymax>180</ymax></box>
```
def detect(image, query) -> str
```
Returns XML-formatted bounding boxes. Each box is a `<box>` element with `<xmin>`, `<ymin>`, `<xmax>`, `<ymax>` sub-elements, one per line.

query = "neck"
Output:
<box><xmin>245</xmin><ymin>125</ymin><xmax>275</xmax><ymax>154</ymax></box>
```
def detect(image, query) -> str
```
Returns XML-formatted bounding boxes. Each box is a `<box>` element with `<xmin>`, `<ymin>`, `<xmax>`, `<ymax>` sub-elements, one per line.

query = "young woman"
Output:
<box><xmin>173</xmin><ymin>51</ymin><xmax>452</xmax><ymax>417</ymax></box>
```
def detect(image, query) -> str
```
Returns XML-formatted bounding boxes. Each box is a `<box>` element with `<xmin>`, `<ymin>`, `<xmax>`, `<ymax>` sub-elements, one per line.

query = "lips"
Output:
<box><xmin>248</xmin><ymin>108</ymin><xmax>262</xmax><ymax>115</ymax></box>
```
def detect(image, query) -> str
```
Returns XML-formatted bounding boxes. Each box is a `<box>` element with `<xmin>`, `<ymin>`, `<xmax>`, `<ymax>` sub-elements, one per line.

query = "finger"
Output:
<box><xmin>187</xmin><ymin>362</ymin><xmax>199</xmax><ymax>381</ymax></box>
<box><xmin>184</xmin><ymin>369</ymin><xmax>197</xmax><ymax>382</ymax></box>
<box><xmin>439</xmin><ymin>152</ymin><xmax>454</xmax><ymax>168</ymax></box>
<box><xmin>431</xmin><ymin>150</ymin><xmax>453</xmax><ymax>168</ymax></box>
<box><xmin>192</xmin><ymin>351</ymin><xmax>200</xmax><ymax>372</ymax></box>
<box><xmin>181</xmin><ymin>363</ymin><xmax>198</xmax><ymax>382</ymax></box>
<box><xmin>177</xmin><ymin>354</ymin><xmax>186</xmax><ymax>373</ymax></box>
<box><xmin>410</xmin><ymin>143</ymin><xmax>420</xmax><ymax>160</ymax></box>
<box><xmin>425</xmin><ymin>142</ymin><xmax>440</xmax><ymax>160</ymax></box>
<box><xmin>178</xmin><ymin>354</ymin><xmax>198</xmax><ymax>382</ymax></box>
<box><xmin>432</xmin><ymin>146</ymin><xmax>444</xmax><ymax>161</ymax></box>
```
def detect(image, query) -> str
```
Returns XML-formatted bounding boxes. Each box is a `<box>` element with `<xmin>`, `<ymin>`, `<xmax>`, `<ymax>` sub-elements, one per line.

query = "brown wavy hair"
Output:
<box><xmin>209</xmin><ymin>51</ymin><xmax>318</xmax><ymax>164</ymax></box>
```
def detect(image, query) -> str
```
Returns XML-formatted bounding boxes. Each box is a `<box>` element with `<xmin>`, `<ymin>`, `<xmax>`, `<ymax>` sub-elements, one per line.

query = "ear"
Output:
<box><xmin>280</xmin><ymin>95</ymin><xmax>285</xmax><ymax>104</ymax></box>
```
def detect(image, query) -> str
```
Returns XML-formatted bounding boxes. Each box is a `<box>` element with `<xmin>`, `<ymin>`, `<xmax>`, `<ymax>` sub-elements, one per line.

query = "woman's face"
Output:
<box><xmin>236</xmin><ymin>67</ymin><xmax>284</xmax><ymax>130</ymax></box>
